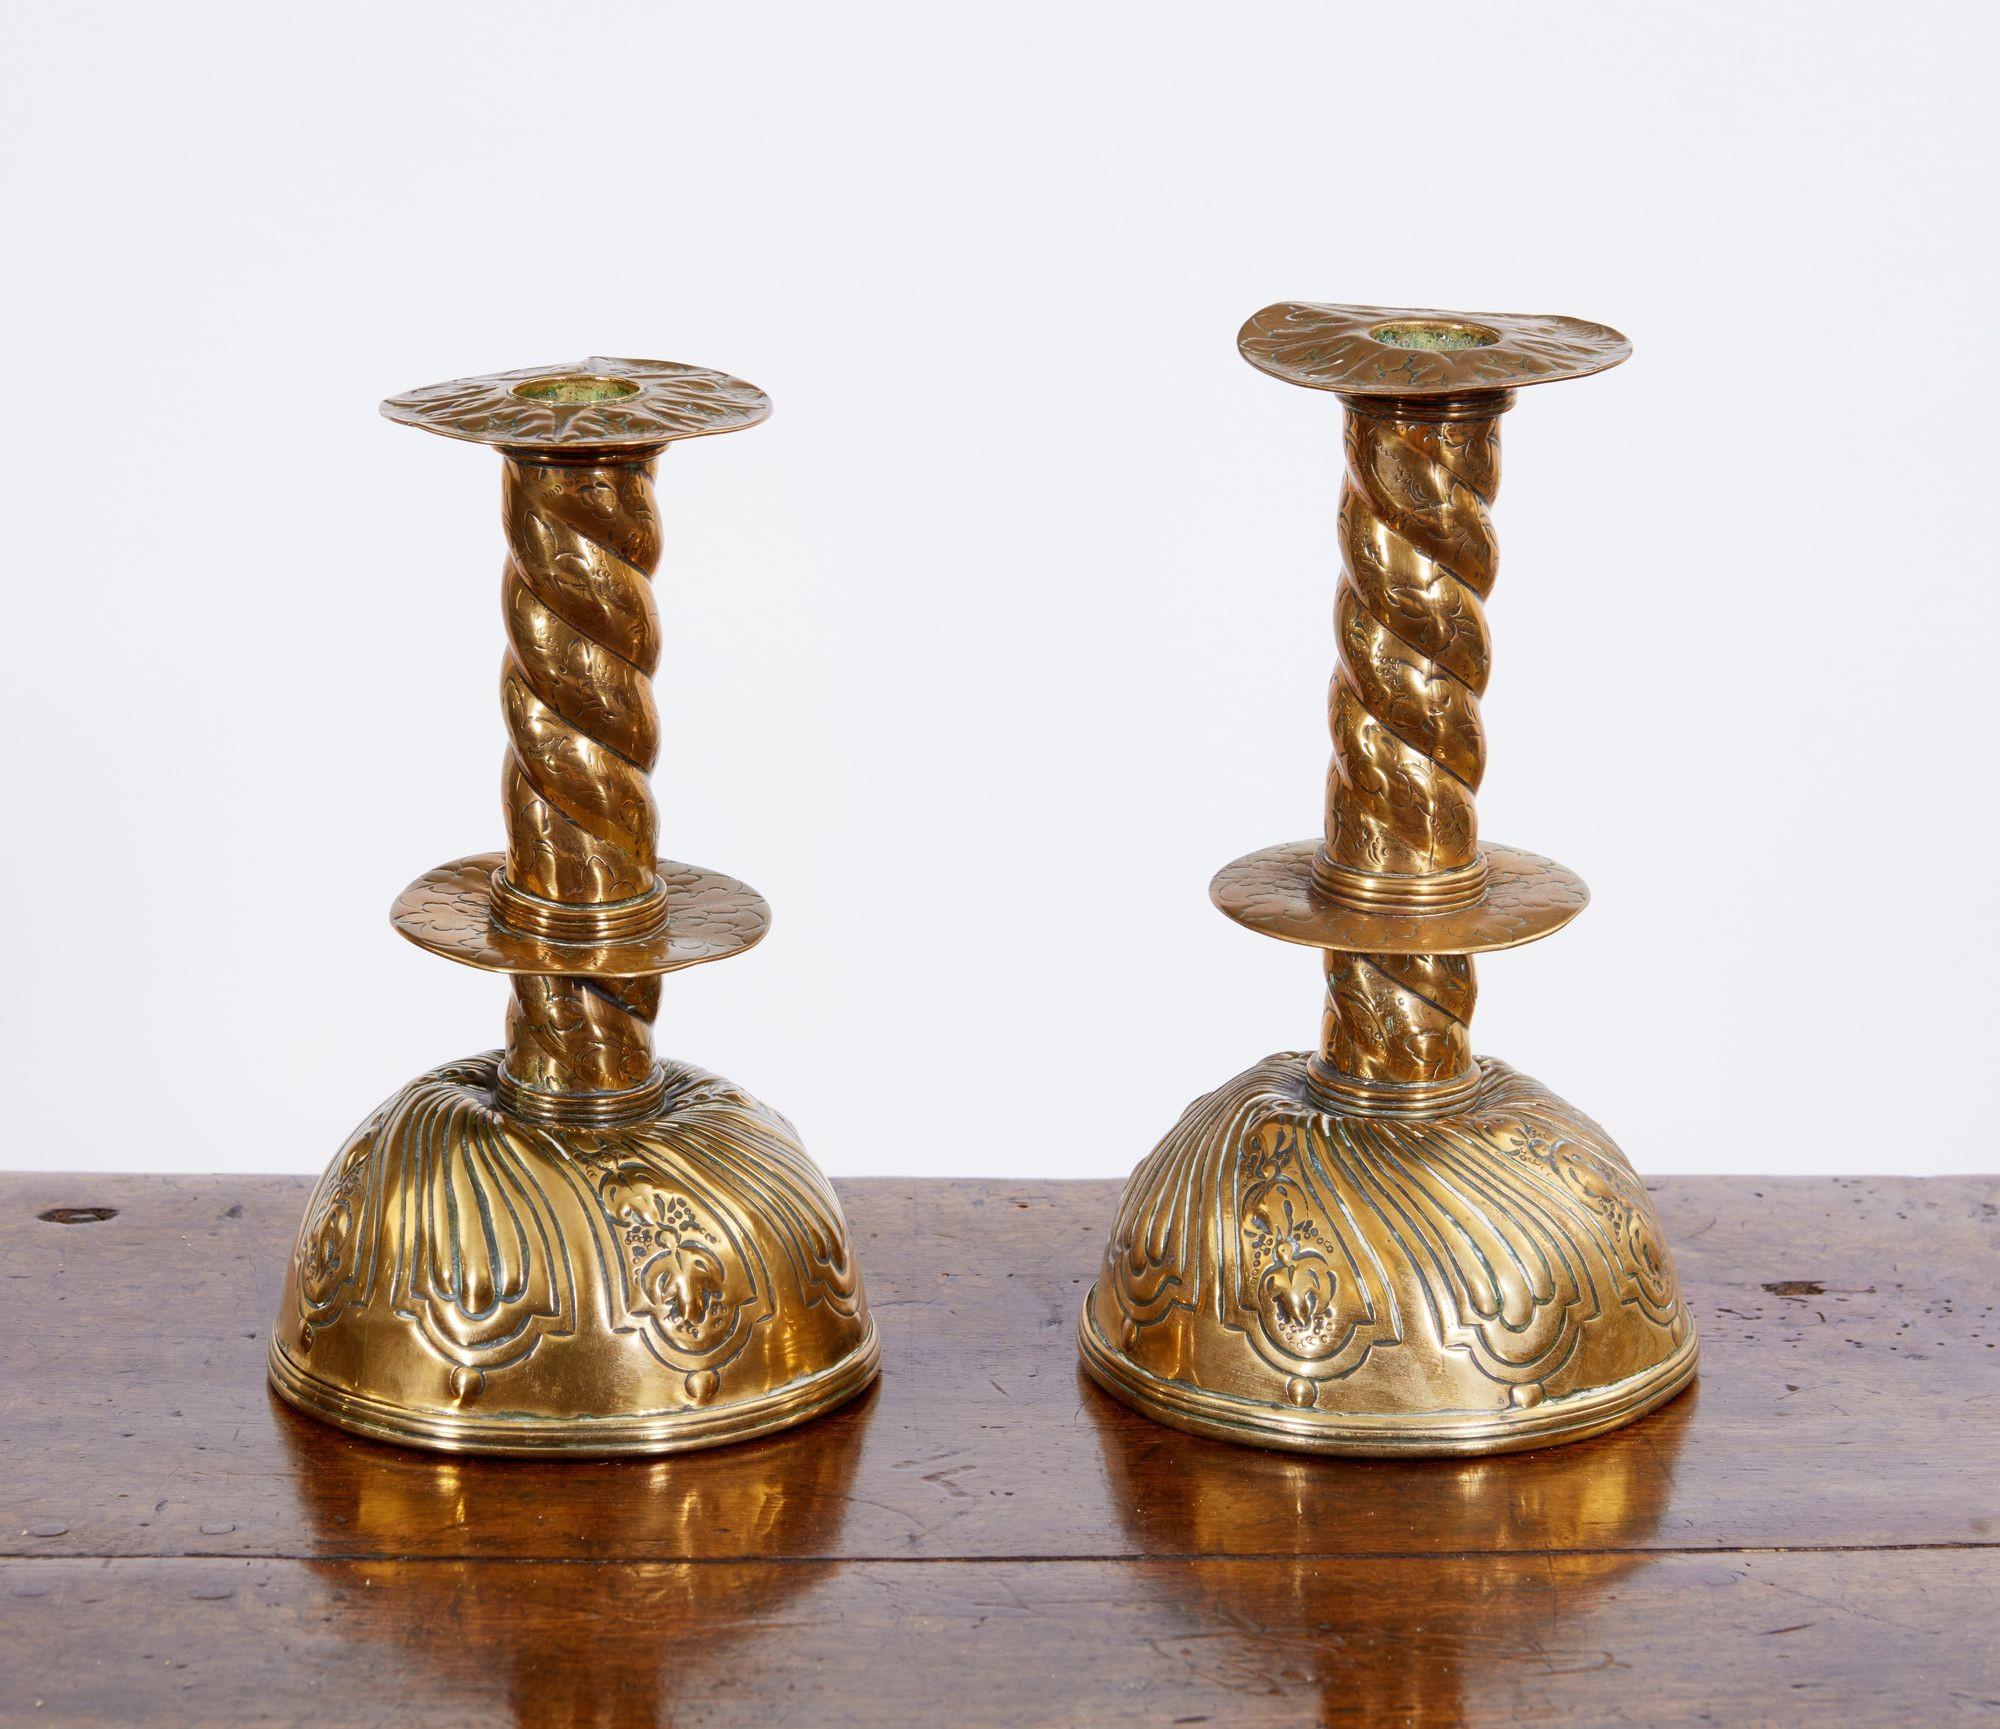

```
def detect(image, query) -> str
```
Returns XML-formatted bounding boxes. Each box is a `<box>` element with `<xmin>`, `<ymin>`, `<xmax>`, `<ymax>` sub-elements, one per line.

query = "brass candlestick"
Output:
<box><xmin>269</xmin><ymin>358</ymin><xmax>878</xmax><ymax>1454</ymax></box>
<box><xmin>1080</xmin><ymin>305</ymin><xmax>1697</xmax><ymax>1455</ymax></box>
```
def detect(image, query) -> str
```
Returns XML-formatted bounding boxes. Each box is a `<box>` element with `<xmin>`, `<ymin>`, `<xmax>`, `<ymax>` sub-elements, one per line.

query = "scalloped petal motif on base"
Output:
<box><xmin>269</xmin><ymin>1052</ymin><xmax>877</xmax><ymax>1455</ymax></box>
<box><xmin>1082</xmin><ymin>1052</ymin><xmax>1695</xmax><ymax>1455</ymax></box>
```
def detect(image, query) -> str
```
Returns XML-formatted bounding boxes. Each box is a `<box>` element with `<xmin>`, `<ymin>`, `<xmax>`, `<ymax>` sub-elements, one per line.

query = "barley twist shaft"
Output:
<box><xmin>1318</xmin><ymin>952</ymin><xmax>1475</xmax><ymax>1090</ymax></box>
<box><xmin>498</xmin><ymin>456</ymin><xmax>665</xmax><ymax>1099</ymax></box>
<box><xmin>1315</xmin><ymin>400</ymin><xmax>1506</xmax><ymax>1106</ymax></box>
<box><xmin>1324</xmin><ymin>405</ymin><xmax>1500</xmax><ymax>882</ymax></box>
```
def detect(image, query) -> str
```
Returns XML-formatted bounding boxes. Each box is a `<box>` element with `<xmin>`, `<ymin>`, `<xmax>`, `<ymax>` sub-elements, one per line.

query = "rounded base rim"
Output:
<box><xmin>1078</xmin><ymin>1296</ymin><xmax>1696</xmax><ymax>1458</ymax></box>
<box><xmin>269</xmin><ymin>1320</ymin><xmax>880</xmax><ymax>1458</ymax></box>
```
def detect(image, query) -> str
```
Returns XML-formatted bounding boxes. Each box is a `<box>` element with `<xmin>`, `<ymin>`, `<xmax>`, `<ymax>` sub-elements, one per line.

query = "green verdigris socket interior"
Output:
<box><xmin>510</xmin><ymin>374</ymin><xmax>643</xmax><ymax>405</ymax></box>
<box><xmin>1368</xmin><ymin>319</ymin><xmax>1500</xmax><ymax>351</ymax></box>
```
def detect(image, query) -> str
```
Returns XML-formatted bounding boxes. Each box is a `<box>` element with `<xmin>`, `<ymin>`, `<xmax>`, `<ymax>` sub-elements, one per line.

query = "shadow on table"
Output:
<box><xmin>1080</xmin><ymin>1375</ymin><xmax>1693</xmax><ymax>1723</ymax></box>
<box><xmin>272</xmin><ymin>1385</ymin><xmax>875</xmax><ymax>1726</ymax></box>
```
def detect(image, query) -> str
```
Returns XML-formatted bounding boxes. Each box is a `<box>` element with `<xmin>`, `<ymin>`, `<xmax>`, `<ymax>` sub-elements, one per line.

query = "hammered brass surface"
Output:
<box><xmin>270</xmin><ymin>359</ymin><xmax>875</xmax><ymax>1454</ymax></box>
<box><xmin>380</xmin><ymin>354</ymin><xmax>771</xmax><ymax>451</ymax></box>
<box><xmin>392</xmin><ymin>852</ymin><xmax>769</xmax><ymax>977</ymax></box>
<box><xmin>1237</xmin><ymin>301</ymin><xmax>1630</xmax><ymax>397</ymax></box>
<box><xmin>1211</xmin><ymin>839</ymin><xmax>1587</xmax><ymax>954</ymax></box>
<box><xmin>1083</xmin><ymin>303</ymin><xmax>1687</xmax><ymax>1454</ymax></box>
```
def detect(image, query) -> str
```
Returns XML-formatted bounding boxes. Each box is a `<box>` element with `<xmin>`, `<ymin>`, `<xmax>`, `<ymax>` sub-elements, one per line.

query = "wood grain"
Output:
<box><xmin>2</xmin><ymin>1173</ymin><xmax>1996</xmax><ymax>1724</ymax></box>
<box><xmin>5</xmin><ymin>1174</ymin><xmax>1996</xmax><ymax>1562</ymax></box>
<box><xmin>4</xmin><ymin>1552</ymin><xmax>1994</xmax><ymax>1727</ymax></box>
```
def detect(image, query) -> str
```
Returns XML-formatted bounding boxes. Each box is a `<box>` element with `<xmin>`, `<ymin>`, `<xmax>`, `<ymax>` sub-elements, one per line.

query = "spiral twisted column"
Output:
<box><xmin>1316</xmin><ymin>949</ymin><xmax>1476</xmax><ymax>1101</ymax></box>
<box><xmin>1318</xmin><ymin>397</ymin><xmax>1504</xmax><ymax>900</ymax></box>
<box><xmin>1307</xmin><ymin>394</ymin><xmax>1509</xmax><ymax>1114</ymax></box>
<box><xmin>495</xmin><ymin>453</ymin><xmax>670</xmax><ymax>1119</ymax></box>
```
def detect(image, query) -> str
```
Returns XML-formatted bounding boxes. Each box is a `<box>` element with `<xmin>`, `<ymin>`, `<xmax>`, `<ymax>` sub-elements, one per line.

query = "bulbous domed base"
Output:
<box><xmin>269</xmin><ymin>1052</ymin><xmax>877</xmax><ymax>1455</ymax></box>
<box><xmin>1081</xmin><ymin>1052</ymin><xmax>1696</xmax><ymax>1456</ymax></box>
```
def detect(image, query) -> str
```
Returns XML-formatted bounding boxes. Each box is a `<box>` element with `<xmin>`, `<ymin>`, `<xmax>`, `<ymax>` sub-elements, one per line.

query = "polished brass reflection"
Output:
<box><xmin>1081</xmin><ymin>305</ymin><xmax>1697</xmax><ymax>1453</ymax></box>
<box><xmin>1084</xmin><ymin>1382</ymin><xmax>1689</xmax><ymax>1718</ymax></box>
<box><xmin>270</xmin><ymin>1392</ymin><xmax>868</xmax><ymax>1723</ymax></box>
<box><xmin>269</xmin><ymin>357</ymin><xmax>877</xmax><ymax>1454</ymax></box>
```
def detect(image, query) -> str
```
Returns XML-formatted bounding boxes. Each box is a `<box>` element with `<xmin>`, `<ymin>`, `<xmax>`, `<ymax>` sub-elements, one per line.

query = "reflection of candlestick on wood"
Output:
<box><xmin>1081</xmin><ymin>306</ymin><xmax>1696</xmax><ymax>1453</ymax></box>
<box><xmin>269</xmin><ymin>358</ymin><xmax>877</xmax><ymax>1454</ymax></box>
<box><xmin>271</xmin><ymin>1390</ymin><xmax>867</xmax><ymax>1722</ymax></box>
<box><xmin>1081</xmin><ymin>1378</ymin><xmax>1686</xmax><ymax>1720</ymax></box>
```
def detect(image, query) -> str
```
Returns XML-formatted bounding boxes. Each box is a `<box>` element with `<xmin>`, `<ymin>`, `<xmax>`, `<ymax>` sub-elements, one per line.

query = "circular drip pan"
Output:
<box><xmin>392</xmin><ymin>853</ymin><xmax>769</xmax><ymax>978</ymax></box>
<box><xmin>1211</xmin><ymin>841</ymin><xmax>1588</xmax><ymax>956</ymax></box>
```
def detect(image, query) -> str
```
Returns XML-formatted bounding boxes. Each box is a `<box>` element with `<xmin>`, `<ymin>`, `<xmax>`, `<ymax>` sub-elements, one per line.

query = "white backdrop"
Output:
<box><xmin>3</xmin><ymin>2</ymin><xmax>1993</xmax><ymax>1176</ymax></box>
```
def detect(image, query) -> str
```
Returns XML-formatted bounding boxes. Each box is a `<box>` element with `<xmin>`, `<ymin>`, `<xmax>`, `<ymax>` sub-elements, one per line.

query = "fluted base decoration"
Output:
<box><xmin>270</xmin><ymin>1053</ymin><xmax>878</xmax><ymax>1456</ymax></box>
<box><xmin>1080</xmin><ymin>1053</ymin><xmax>1696</xmax><ymax>1457</ymax></box>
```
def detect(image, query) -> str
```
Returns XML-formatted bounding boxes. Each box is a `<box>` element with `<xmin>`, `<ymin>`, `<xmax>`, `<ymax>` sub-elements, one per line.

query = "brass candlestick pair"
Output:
<box><xmin>272</xmin><ymin>307</ymin><xmax>1695</xmax><ymax>1460</ymax></box>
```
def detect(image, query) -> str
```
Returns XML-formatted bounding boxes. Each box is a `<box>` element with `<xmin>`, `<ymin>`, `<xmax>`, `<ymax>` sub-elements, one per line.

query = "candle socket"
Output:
<box><xmin>1079</xmin><ymin>305</ymin><xmax>1697</xmax><ymax>1454</ymax></box>
<box><xmin>268</xmin><ymin>359</ymin><xmax>878</xmax><ymax>1454</ymax></box>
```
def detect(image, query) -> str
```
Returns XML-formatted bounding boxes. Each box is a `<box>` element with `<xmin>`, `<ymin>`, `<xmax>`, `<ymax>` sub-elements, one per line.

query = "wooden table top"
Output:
<box><xmin>2</xmin><ymin>1171</ymin><xmax>1995</xmax><ymax>1725</ymax></box>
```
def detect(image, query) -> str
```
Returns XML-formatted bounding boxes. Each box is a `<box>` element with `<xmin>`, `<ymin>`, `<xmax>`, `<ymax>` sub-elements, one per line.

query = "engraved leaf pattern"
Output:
<box><xmin>284</xmin><ymin>1054</ymin><xmax>866</xmax><ymax>1383</ymax></box>
<box><xmin>1097</xmin><ymin>1053</ymin><xmax>1690</xmax><ymax>1398</ymax></box>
